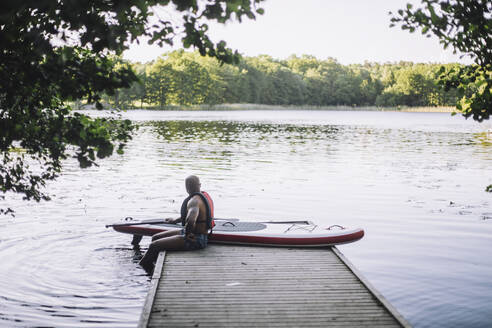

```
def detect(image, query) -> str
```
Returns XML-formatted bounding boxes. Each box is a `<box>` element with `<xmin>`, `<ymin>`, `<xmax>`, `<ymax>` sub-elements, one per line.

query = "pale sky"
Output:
<box><xmin>123</xmin><ymin>0</ymin><xmax>473</xmax><ymax>65</ymax></box>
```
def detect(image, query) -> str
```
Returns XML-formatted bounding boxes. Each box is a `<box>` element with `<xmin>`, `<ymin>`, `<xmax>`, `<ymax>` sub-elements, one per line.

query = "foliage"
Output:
<box><xmin>390</xmin><ymin>0</ymin><xmax>492</xmax><ymax>121</ymax></box>
<box><xmin>438</xmin><ymin>64</ymin><xmax>491</xmax><ymax>121</ymax></box>
<box><xmin>109</xmin><ymin>51</ymin><xmax>461</xmax><ymax>109</ymax></box>
<box><xmin>0</xmin><ymin>0</ymin><xmax>264</xmax><ymax>213</ymax></box>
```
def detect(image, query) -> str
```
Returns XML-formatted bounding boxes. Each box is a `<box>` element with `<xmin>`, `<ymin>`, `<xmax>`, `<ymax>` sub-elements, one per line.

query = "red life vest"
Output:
<box><xmin>180</xmin><ymin>191</ymin><xmax>215</xmax><ymax>229</ymax></box>
<box><xmin>201</xmin><ymin>191</ymin><xmax>215</xmax><ymax>222</ymax></box>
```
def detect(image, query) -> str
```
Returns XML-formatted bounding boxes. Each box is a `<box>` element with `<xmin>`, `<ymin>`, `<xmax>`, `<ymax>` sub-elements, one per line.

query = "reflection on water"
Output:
<box><xmin>1</xmin><ymin>110</ymin><xmax>492</xmax><ymax>327</ymax></box>
<box><xmin>150</xmin><ymin>120</ymin><xmax>341</xmax><ymax>142</ymax></box>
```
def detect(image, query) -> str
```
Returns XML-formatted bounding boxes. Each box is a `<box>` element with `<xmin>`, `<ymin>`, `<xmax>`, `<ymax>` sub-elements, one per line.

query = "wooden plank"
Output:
<box><xmin>149</xmin><ymin>318</ymin><xmax>400</xmax><ymax>328</ymax></box>
<box><xmin>150</xmin><ymin>317</ymin><xmax>397</xmax><ymax>324</ymax></box>
<box><xmin>158</xmin><ymin>278</ymin><xmax>362</xmax><ymax>283</ymax></box>
<box><xmin>163</xmin><ymin>266</ymin><xmax>351</xmax><ymax>270</ymax></box>
<box><xmin>153</xmin><ymin>297</ymin><xmax>383</xmax><ymax>303</ymax></box>
<box><xmin>155</xmin><ymin>286</ymin><xmax>373</xmax><ymax>292</ymax></box>
<box><xmin>153</xmin><ymin>291</ymin><xmax>378</xmax><ymax>297</ymax></box>
<box><xmin>150</xmin><ymin>313</ymin><xmax>399</xmax><ymax>320</ymax></box>
<box><xmin>140</xmin><ymin>245</ymin><xmax>408</xmax><ymax>328</ymax></box>
<box><xmin>153</xmin><ymin>290</ymin><xmax>377</xmax><ymax>295</ymax></box>
<box><xmin>137</xmin><ymin>251</ymin><xmax>166</xmax><ymax>328</ymax></box>
<box><xmin>150</xmin><ymin>308</ymin><xmax>392</xmax><ymax>315</ymax></box>
<box><xmin>153</xmin><ymin>301</ymin><xmax>381</xmax><ymax>307</ymax></box>
<box><xmin>149</xmin><ymin>322</ymin><xmax>399</xmax><ymax>328</ymax></box>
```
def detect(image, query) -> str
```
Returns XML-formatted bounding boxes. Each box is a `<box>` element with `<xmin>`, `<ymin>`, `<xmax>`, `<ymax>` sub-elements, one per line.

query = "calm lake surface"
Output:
<box><xmin>1</xmin><ymin>110</ymin><xmax>492</xmax><ymax>327</ymax></box>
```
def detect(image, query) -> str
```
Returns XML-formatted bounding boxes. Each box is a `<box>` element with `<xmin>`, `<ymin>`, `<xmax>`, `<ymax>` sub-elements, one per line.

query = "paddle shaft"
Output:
<box><xmin>105</xmin><ymin>220</ymin><xmax>175</xmax><ymax>228</ymax></box>
<box><xmin>212</xmin><ymin>218</ymin><xmax>313</xmax><ymax>225</ymax></box>
<box><xmin>106</xmin><ymin>218</ymin><xmax>312</xmax><ymax>228</ymax></box>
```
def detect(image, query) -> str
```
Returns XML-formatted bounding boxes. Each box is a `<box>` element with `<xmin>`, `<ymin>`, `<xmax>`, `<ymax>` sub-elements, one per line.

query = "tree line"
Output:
<box><xmin>103</xmin><ymin>50</ymin><xmax>463</xmax><ymax>109</ymax></box>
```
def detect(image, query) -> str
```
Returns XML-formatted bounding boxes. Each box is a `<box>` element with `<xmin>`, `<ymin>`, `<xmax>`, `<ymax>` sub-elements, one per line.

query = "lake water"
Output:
<box><xmin>1</xmin><ymin>110</ymin><xmax>492</xmax><ymax>327</ymax></box>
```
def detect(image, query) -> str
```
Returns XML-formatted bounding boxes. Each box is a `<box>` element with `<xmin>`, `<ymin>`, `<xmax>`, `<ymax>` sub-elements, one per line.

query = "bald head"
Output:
<box><xmin>185</xmin><ymin>175</ymin><xmax>201</xmax><ymax>194</ymax></box>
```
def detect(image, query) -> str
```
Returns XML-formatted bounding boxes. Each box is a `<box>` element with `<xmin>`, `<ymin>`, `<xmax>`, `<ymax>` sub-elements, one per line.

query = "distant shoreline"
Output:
<box><xmin>82</xmin><ymin>103</ymin><xmax>455</xmax><ymax>113</ymax></box>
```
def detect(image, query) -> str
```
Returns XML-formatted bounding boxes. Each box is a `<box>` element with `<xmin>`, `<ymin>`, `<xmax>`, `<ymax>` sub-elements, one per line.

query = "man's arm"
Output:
<box><xmin>184</xmin><ymin>197</ymin><xmax>199</xmax><ymax>234</ymax></box>
<box><xmin>165</xmin><ymin>217</ymin><xmax>182</xmax><ymax>224</ymax></box>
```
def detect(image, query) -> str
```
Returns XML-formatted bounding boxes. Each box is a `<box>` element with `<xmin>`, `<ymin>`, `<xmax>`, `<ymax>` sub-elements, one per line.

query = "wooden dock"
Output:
<box><xmin>138</xmin><ymin>245</ymin><xmax>411</xmax><ymax>328</ymax></box>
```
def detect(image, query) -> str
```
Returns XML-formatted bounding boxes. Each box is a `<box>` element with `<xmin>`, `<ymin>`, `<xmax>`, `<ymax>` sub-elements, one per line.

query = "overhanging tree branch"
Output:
<box><xmin>0</xmin><ymin>0</ymin><xmax>265</xmax><ymax>213</ymax></box>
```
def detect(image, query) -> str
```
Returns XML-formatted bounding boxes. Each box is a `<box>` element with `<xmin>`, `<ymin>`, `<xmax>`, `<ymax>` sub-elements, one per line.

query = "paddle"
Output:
<box><xmin>106</xmin><ymin>218</ymin><xmax>313</xmax><ymax>228</ymax></box>
<box><xmin>105</xmin><ymin>219</ymin><xmax>176</xmax><ymax>228</ymax></box>
<box><xmin>258</xmin><ymin>220</ymin><xmax>313</xmax><ymax>225</ymax></box>
<box><xmin>214</xmin><ymin>218</ymin><xmax>313</xmax><ymax>225</ymax></box>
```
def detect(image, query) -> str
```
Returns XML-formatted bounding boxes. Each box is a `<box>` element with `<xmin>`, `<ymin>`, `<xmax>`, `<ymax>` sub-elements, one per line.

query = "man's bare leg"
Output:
<box><xmin>151</xmin><ymin>229</ymin><xmax>181</xmax><ymax>241</ymax></box>
<box><xmin>139</xmin><ymin>235</ymin><xmax>187</xmax><ymax>274</ymax></box>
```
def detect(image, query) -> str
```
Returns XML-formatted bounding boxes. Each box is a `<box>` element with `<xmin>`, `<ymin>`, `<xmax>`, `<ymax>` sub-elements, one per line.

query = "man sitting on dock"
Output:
<box><xmin>139</xmin><ymin>175</ymin><xmax>214</xmax><ymax>273</ymax></box>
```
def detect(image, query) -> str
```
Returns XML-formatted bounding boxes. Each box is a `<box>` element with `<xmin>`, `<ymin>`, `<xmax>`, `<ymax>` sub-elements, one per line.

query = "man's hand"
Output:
<box><xmin>184</xmin><ymin>222</ymin><xmax>193</xmax><ymax>235</ymax></box>
<box><xmin>185</xmin><ymin>232</ymin><xmax>196</xmax><ymax>241</ymax></box>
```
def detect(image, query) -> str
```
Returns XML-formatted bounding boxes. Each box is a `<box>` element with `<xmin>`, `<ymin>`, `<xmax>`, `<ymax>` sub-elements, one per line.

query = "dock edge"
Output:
<box><xmin>137</xmin><ymin>251</ymin><xmax>166</xmax><ymax>328</ymax></box>
<box><xmin>332</xmin><ymin>246</ymin><xmax>412</xmax><ymax>328</ymax></box>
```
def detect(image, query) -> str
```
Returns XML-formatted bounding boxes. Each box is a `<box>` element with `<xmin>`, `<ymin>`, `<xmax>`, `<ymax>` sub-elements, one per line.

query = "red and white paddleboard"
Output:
<box><xmin>110</xmin><ymin>218</ymin><xmax>364</xmax><ymax>247</ymax></box>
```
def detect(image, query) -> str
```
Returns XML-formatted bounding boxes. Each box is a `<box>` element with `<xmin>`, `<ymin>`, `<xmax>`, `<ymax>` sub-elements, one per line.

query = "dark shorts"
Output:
<box><xmin>180</xmin><ymin>229</ymin><xmax>208</xmax><ymax>250</ymax></box>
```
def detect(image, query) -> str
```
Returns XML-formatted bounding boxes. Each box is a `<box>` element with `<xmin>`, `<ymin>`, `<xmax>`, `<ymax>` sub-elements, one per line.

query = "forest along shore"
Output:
<box><xmin>75</xmin><ymin>103</ymin><xmax>455</xmax><ymax>113</ymax></box>
<box><xmin>79</xmin><ymin>51</ymin><xmax>462</xmax><ymax>111</ymax></box>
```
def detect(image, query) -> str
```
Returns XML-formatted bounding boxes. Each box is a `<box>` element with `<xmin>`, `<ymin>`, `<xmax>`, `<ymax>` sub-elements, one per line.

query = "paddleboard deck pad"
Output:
<box><xmin>111</xmin><ymin>218</ymin><xmax>364</xmax><ymax>247</ymax></box>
